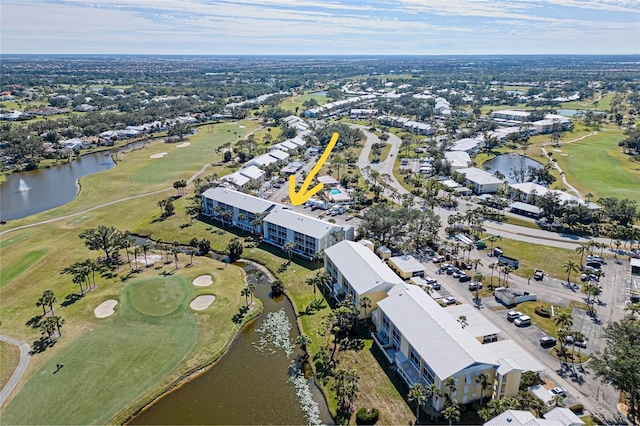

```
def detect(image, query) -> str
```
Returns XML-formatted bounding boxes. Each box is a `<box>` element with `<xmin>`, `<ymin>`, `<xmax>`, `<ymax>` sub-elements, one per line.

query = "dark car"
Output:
<box><xmin>458</xmin><ymin>274</ymin><xmax>472</xmax><ymax>283</ymax></box>
<box><xmin>540</xmin><ymin>336</ymin><xmax>557</xmax><ymax>348</ymax></box>
<box><xmin>631</xmin><ymin>295</ymin><xmax>640</xmax><ymax>303</ymax></box>
<box><xmin>446</xmin><ymin>267</ymin><xmax>458</xmax><ymax>275</ymax></box>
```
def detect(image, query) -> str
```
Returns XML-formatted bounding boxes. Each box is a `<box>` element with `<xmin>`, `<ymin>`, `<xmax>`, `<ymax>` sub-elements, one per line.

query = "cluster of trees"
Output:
<box><xmin>34</xmin><ymin>290</ymin><xmax>65</xmax><ymax>342</ymax></box>
<box><xmin>619</xmin><ymin>127</ymin><xmax>640</xmax><ymax>154</ymax></box>
<box><xmin>361</xmin><ymin>204</ymin><xmax>441</xmax><ymax>249</ymax></box>
<box><xmin>315</xmin><ymin>123</ymin><xmax>365</xmax><ymax>150</ymax></box>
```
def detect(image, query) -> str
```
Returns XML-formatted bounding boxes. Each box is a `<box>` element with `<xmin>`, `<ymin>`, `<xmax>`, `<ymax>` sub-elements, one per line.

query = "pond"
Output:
<box><xmin>129</xmin><ymin>263</ymin><xmax>333</xmax><ymax>425</ymax></box>
<box><xmin>482</xmin><ymin>153</ymin><xmax>544</xmax><ymax>184</ymax></box>
<box><xmin>0</xmin><ymin>152</ymin><xmax>115</xmax><ymax>221</ymax></box>
<box><xmin>0</xmin><ymin>140</ymin><xmax>151</xmax><ymax>222</ymax></box>
<box><xmin>309</xmin><ymin>91</ymin><xmax>326</xmax><ymax>96</ymax></box>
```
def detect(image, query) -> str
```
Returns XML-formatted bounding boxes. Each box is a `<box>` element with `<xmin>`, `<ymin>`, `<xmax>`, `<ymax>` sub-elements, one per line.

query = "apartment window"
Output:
<box><xmin>422</xmin><ymin>365</ymin><xmax>435</xmax><ymax>385</ymax></box>
<box><xmin>409</xmin><ymin>347</ymin><xmax>420</xmax><ymax>370</ymax></box>
<box><xmin>382</xmin><ymin>314</ymin><xmax>390</xmax><ymax>332</ymax></box>
<box><xmin>463</xmin><ymin>385</ymin><xmax>469</xmax><ymax>394</ymax></box>
<box><xmin>392</xmin><ymin>328</ymin><xmax>401</xmax><ymax>351</ymax></box>
<box><xmin>465</xmin><ymin>373</ymin><xmax>472</xmax><ymax>384</ymax></box>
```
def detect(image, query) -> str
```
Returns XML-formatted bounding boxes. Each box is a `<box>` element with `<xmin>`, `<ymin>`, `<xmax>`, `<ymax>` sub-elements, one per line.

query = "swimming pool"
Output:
<box><xmin>330</xmin><ymin>188</ymin><xmax>341</xmax><ymax>195</ymax></box>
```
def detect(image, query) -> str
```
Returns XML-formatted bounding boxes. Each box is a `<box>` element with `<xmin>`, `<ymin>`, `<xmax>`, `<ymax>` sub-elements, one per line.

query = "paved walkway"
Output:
<box><xmin>0</xmin><ymin>335</ymin><xmax>30</xmax><ymax>406</ymax></box>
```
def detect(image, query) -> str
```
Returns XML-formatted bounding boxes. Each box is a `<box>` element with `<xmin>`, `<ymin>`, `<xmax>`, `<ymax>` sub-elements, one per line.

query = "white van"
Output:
<box><xmin>514</xmin><ymin>315</ymin><xmax>531</xmax><ymax>327</ymax></box>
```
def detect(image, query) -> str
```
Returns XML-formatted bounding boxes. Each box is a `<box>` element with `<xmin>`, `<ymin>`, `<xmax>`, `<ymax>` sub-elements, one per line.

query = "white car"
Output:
<box><xmin>551</xmin><ymin>386</ymin><xmax>567</xmax><ymax>397</ymax></box>
<box><xmin>443</xmin><ymin>296</ymin><xmax>456</xmax><ymax>305</ymax></box>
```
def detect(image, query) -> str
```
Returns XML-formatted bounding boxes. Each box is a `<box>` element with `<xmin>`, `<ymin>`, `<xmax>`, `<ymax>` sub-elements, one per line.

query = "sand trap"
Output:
<box><xmin>95</xmin><ymin>299</ymin><xmax>118</xmax><ymax>318</ymax></box>
<box><xmin>176</xmin><ymin>142</ymin><xmax>191</xmax><ymax>148</ymax></box>
<box><xmin>560</xmin><ymin>153</ymin><xmax>569</xmax><ymax>156</ymax></box>
<box><xmin>239</xmin><ymin>125</ymin><xmax>246</xmax><ymax>128</ymax></box>
<box><xmin>193</xmin><ymin>275</ymin><xmax>213</xmax><ymax>287</ymax></box>
<box><xmin>552</xmin><ymin>149</ymin><xmax>563</xmax><ymax>152</ymax></box>
<box><xmin>190</xmin><ymin>295</ymin><xmax>215</xmax><ymax>311</ymax></box>
<box><xmin>150</xmin><ymin>152</ymin><xmax>168</xmax><ymax>158</ymax></box>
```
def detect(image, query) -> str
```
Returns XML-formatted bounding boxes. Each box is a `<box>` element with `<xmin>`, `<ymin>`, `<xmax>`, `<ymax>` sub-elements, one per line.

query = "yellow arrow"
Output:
<box><xmin>289</xmin><ymin>132</ymin><xmax>339</xmax><ymax>206</ymax></box>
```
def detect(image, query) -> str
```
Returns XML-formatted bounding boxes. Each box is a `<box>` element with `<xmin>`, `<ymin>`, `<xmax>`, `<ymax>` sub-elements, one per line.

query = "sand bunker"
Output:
<box><xmin>193</xmin><ymin>275</ymin><xmax>213</xmax><ymax>287</ymax></box>
<box><xmin>150</xmin><ymin>152</ymin><xmax>168</xmax><ymax>158</ymax></box>
<box><xmin>190</xmin><ymin>295</ymin><xmax>215</xmax><ymax>311</ymax></box>
<box><xmin>560</xmin><ymin>153</ymin><xmax>569</xmax><ymax>157</ymax></box>
<box><xmin>552</xmin><ymin>149</ymin><xmax>563</xmax><ymax>153</ymax></box>
<box><xmin>176</xmin><ymin>142</ymin><xmax>191</xmax><ymax>148</ymax></box>
<box><xmin>95</xmin><ymin>299</ymin><xmax>118</xmax><ymax>318</ymax></box>
<box><xmin>239</xmin><ymin>125</ymin><xmax>246</xmax><ymax>128</ymax></box>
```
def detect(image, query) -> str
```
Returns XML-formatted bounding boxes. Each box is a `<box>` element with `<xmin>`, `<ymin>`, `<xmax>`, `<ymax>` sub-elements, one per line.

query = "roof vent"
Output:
<box><xmin>507</xmin><ymin>418</ymin><xmax>512</xmax><ymax>423</ymax></box>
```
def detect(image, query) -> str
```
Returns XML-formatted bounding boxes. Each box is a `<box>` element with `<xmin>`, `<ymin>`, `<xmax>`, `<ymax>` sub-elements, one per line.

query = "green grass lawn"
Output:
<box><xmin>551</xmin><ymin>128</ymin><xmax>640</xmax><ymax>203</ymax></box>
<box><xmin>480</xmin><ymin>234</ymin><xmax>580</xmax><ymax>281</ymax></box>
<box><xmin>368</xmin><ymin>142</ymin><xmax>392</xmax><ymax>163</ymax></box>
<box><xmin>128</xmin><ymin>277</ymin><xmax>188</xmax><ymax>316</ymax></box>
<box><xmin>279</xmin><ymin>92</ymin><xmax>327</xmax><ymax>112</ymax></box>
<box><xmin>0</xmin><ymin>248</ymin><xmax>48</xmax><ymax>288</ymax></box>
<box><xmin>0</xmin><ymin>340</ymin><xmax>20</xmax><ymax>390</ymax></box>
<box><xmin>2</xmin><ymin>275</ymin><xmax>197</xmax><ymax>425</ymax></box>
<box><xmin>0</xmin><ymin>233</ymin><xmax>32</xmax><ymax>249</ymax></box>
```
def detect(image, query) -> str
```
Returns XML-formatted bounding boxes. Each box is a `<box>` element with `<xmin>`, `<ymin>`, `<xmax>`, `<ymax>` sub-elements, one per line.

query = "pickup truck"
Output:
<box><xmin>533</xmin><ymin>269</ymin><xmax>544</xmax><ymax>281</ymax></box>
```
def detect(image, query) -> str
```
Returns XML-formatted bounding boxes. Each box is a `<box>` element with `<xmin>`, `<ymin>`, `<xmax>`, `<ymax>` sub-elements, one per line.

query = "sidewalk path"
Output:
<box><xmin>0</xmin><ymin>335</ymin><xmax>30</xmax><ymax>406</ymax></box>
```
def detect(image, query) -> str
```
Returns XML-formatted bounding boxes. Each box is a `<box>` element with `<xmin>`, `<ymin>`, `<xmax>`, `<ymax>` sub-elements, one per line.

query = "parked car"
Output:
<box><xmin>273</xmin><ymin>183</ymin><xmax>282</xmax><ymax>188</ymax></box>
<box><xmin>446</xmin><ymin>267</ymin><xmax>459</xmax><ymax>275</ymax></box>
<box><xmin>566</xmin><ymin>335</ymin><xmax>587</xmax><ymax>348</ymax></box>
<box><xmin>425</xmin><ymin>278</ymin><xmax>441</xmax><ymax>290</ymax></box>
<box><xmin>452</xmin><ymin>270</ymin><xmax>464</xmax><ymax>278</ymax></box>
<box><xmin>514</xmin><ymin>315</ymin><xmax>532</xmax><ymax>327</ymax></box>
<box><xmin>540</xmin><ymin>336</ymin><xmax>557</xmax><ymax>348</ymax></box>
<box><xmin>432</xmin><ymin>255</ymin><xmax>446</xmax><ymax>263</ymax></box>
<box><xmin>458</xmin><ymin>274</ymin><xmax>472</xmax><ymax>283</ymax></box>
<box><xmin>533</xmin><ymin>269</ymin><xmax>544</xmax><ymax>281</ymax></box>
<box><xmin>440</xmin><ymin>263</ymin><xmax>453</xmax><ymax>271</ymax></box>
<box><xmin>507</xmin><ymin>310</ymin><xmax>523</xmax><ymax>321</ymax></box>
<box><xmin>586</xmin><ymin>255</ymin><xmax>605</xmax><ymax>264</ymax></box>
<box><xmin>631</xmin><ymin>295</ymin><xmax>640</xmax><ymax>303</ymax></box>
<box><xmin>583</xmin><ymin>264</ymin><xmax>601</xmax><ymax>274</ymax></box>
<box><xmin>468</xmin><ymin>282</ymin><xmax>483</xmax><ymax>291</ymax></box>
<box><xmin>551</xmin><ymin>386</ymin><xmax>567</xmax><ymax>397</ymax></box>
<box><xmin>345</xmin><ymin>215</ymin><xmax>354</xmax><ymax>221</ymax></box>
<box><xmin>443</xmin><ymin>296</ymin><xmax>456</xmax><ymax>305</ymax></box>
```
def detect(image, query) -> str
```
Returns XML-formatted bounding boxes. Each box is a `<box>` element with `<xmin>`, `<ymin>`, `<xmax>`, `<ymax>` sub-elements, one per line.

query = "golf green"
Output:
<box><xmin>128</xmin><ymin>277</ymin><xmax>186</xmax><ymax>317</ymax></box>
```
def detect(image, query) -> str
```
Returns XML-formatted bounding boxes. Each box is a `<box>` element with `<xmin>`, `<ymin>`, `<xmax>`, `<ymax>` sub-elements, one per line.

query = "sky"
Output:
<box><xmin>1</xmin><ymin>0</ymin><xmax>639</xmax><ymax>55</ymax></box>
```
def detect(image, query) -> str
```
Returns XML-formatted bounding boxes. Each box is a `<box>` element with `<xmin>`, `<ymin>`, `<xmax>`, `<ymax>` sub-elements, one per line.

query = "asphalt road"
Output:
<box><xmin>0</xmin><ymin>335</ymin><xmax>31</xmax><ymax>406</ymax></box>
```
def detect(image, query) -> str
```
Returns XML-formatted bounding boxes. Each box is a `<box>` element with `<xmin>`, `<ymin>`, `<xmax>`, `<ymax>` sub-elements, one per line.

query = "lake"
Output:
<box><xmin>482</xmin><ymin>153</ymin><xmax>544</xmax><ymax>184</ymax></box>
<box><xmin>129</xmin><ymin>263</ymin><xmax>333</xmax><ymax>425</ymax></box>
<box><xmin>0</xmin><ymin>152</ymin><xmax>115</xmax><ymax>221</ymax></box>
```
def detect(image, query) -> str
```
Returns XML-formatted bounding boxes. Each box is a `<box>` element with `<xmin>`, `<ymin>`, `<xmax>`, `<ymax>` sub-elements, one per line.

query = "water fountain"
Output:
<box><xmin>18</xmin><ymin>179</ymin><xmax>30</xmax><ymax>192</ymax></box>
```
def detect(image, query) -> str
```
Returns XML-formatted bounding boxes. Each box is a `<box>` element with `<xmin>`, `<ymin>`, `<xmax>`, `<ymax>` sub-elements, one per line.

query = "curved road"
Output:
<box><xmin>0</xmin><ymin>335</ymin><xmax>30</xmax><ymax>406</ymax></box>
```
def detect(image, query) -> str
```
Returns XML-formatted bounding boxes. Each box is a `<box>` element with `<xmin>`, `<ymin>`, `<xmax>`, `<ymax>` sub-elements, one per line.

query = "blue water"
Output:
<box><xmin>310</xmin><ymin>91</ymin><xmax>326</xmax><ymax>96</ymax></box>
<box><xmin>330</xmin><ymin>188</ymin><xmax>341</xmax><ymax>195</ymax></box>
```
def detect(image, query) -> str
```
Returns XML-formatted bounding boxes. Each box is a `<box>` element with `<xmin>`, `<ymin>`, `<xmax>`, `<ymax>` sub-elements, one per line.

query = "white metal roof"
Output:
<box><xmin>264</xmin><ymin>207</ymin><xmax>341</xmax><ymax>239</ymax></box>
<box><xmin>268</xmin><ymin>149</ymin><xmax>289</xmax><ymax>161</ymax></box>
<box><xmin>509</xmin><ymin>202</ymin><xmax>543</xmax><ymax>214</ymax></box>
<box><xmin>239</xmin><ymin>165</ymin><xmax>265</xmax><ymax>180</ymax></box>
<box><xmin>488</xmin><ymin>339</ymin><xmax>545</xmax><ymax>373</ymax></box>
<box><xmin>388</xmin><ymin>255</ymin><xmax>426</xmax><ymax>273</ymax></box>
<box><xmin>223</xmin><ymin>171</ymin><xmax>251</xmax><ymax>187</ymax></box>
<box><xmin>378</xmin><ymin>284</ymin><xmax>498</xmax><ymax>380</ymax></box>
<box><xmin>542</xmin><ymin>408</ymin><xmax>584</xmax><ymax>425</ymax></box>
<box><xmin>202</xmin><ymin>187</ymin><xmax>274</xmax><ymax>213</ymax></box>
<box><xmin>457</xmin><ymin>167</ymin><xmax>504</xmax><ymax>185</ymax></box>
<box><xmin>325</xmin><ymin>241</ymin><xmax>403</xmax><ymax>295</ymax></box>
<box><xmin>246</xmin><ymin>153</ymin><xmax>279</xmax><ymax>167</ymax></box>
<box><xmin>446</xmin><ymin>304</ymin><xmax>502</xmax><ymax>339</ymax></box>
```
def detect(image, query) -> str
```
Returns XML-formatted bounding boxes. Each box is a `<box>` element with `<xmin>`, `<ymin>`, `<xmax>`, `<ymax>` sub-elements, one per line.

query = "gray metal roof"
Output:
<box><xmin>325</xmin><ymin>241</ymin><xmax>403</xmax><ymax>295</ymax></box>
<box><xmin>389</xmin><ymin>255</ymin><xmax>426</xmax><ymax>273</ymax></box>
<box><xmin>202</xmin><ymin>187</ymin><xmax>274</xmax><ymax>213</ymax></box>
<box><xmin>378</xmin><ymin>284</ymin><xmax>498</xmax><ymax>380</ymax></box>
<box><xmin>264</xmin><ymin>207</ymin><xmax>341</xmax><ymax>239</ymax></box>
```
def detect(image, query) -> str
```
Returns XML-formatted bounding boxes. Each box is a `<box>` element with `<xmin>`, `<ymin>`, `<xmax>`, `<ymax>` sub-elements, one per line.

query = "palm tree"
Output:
<box><xmin>42</xmin><ymin>290</ymin><xmax>56</xmax><ymax>316</ymax></box>
<box><xmin>305</xmin><ymin>276</ymin><xmax>318</xmax><ymax>301</ymax></box>
<box><xmin>443</xmin><ymin>376</ymin><xmax>457</xmax><ymax>401</ymax></box>
<box><xmin>488</xmin><ymin>263</ymin><xmax>496</xmax><ymax>289</ymax></box>
<box><xmin>247</xmin><ymin>282</ymin><xmax>256</xmax><ymax>303</ymax></box>
<box><xmin>240</xmin><ymin>287</ymin><xmax>250</xmax><ymax>307</ymax></box>
<box><xmin>575</xmin><ymin>243</ymin><xmax>590</xmax><ymax>265</ymax></box>
<box><xmin>563</xmin><ymin>260</ymin><xmax>579</xmax><ymax>284</ymax></box>
<box><xmin>476</xmin><ymin>373</ymin><xmax>492</xmax><ymax>403</ymax></box>
<box><xmin>408</xmin><ymin>383</ymin><xmax>427</xmax><ymax>423</ymax></box>
<box><xmin>359</xmin><ymin>296</ymin><xmax>372</xmax><ymax>318</ymax></box>
<box><xmin>554</xmin><ymin>311</ymin><xmax>573</xmax><ymax>330</ymax></box>
<box><xmin>121</xmin><ymin>237</ymin><xmax>133</xmax><ymax>269</ymax></box>
<box><xmin>572</xmin><ymin>330</ymin><xmax>587</xmax><ymax>361</ymax></box>
<box><xmin>442</xmin><ymin>403</ymin><xmax>460</xmax><ymax>426</ymax></box>
<box><xmin>624</xmin><ymin>303</ymin><xmax>640</xmax><ymax>317</ymax></box>
<box><xmin>471</xmin><ymin>258</ymin><xmax>483</xmax><ymax>272</ymax></box>
<box><xmin>425</xmin><ymin>383</ymin><xmax>441</xmax><ymax>421</ymax></box>
<box><xmin>550</xmin><ymin>394</ymin><xmax>565</xmax><ymax>408</ymax></box>
<box><xmin>283</xmin><ymin>240</ymin><xmax>296</xmax><ymax>262</ymax></box>
<box><xmin>36</xmin><ymin>296</ymin><xmax>47</xmax><ymax>316</ymax></box>
<box><xmin>502</xmin><ymin>265</ymin><xmax>513</xmax><ymax>287</ymax></box>
<box><xmin>295</xmin><ymin>334</ymin><xmax>312</xmax><ymax>360</ymax></box>
<box><xmin>133</xmin><ymin>246</ymin><xmax>140</xmax><ymax>270</ymax></box>
<box><xmin>141</xmin><ymin>242</ymin><xmax>151</xmax><ymax>267</ymax></box>
<box><xmin>458</xmin><ymin>315</ymin><xmax>468</xmax><ymax>328</ymax></box>
<box><xmin>171</xmin><ymin>245</ymin><xmax>180</xmax><ymax>269</ymax></box>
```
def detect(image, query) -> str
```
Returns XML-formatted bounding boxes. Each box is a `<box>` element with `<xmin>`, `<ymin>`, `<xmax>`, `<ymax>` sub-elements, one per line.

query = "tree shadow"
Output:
<box><xmin>25</xmin><ymin>315</ymin><xmax>42</xmax><ymax>329</ymax></box>
<box><xmin>232</xmin><ymin>306</ymin><xmax>250</xmax><ymax>324</ymax></box>
<box><xmin>60</xmin><ymin>293</ymin><xmax>85</xmax><ymax>307</ymax></box>
<box><xmin>29</xmin><ymin>336</ymin><xmax>56</xmax><ymax>355</ymax></box>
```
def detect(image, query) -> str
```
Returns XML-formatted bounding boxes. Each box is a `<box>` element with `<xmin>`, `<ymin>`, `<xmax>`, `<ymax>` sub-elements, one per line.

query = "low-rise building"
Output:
<box><xmin>485</xmin><ymin>408</ymin><xmax>584</xmax><ymax>426</ymax></box>
<box><xmin>201</xmin><ymin>187</ymin><xmax>275</xmax><ymax>234</ymax></box>
<box><xmin>324</xmin><ymin>241</ymin><xmax>403</xmax><ymax>318</ymax></box>
<box><xmin>388</xmin><ymin>255</ymin><xmax>427</xmax><ymax>279</ymax></box>
<box><xmin>446</xmin><ymin>304</ymin><xmax>501</xmax><ymax>343</ymax></box>
<box><xmin>456</xmin><ymin>168</ymin><xmax>505</xmax><ymax>194</ymax></box>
